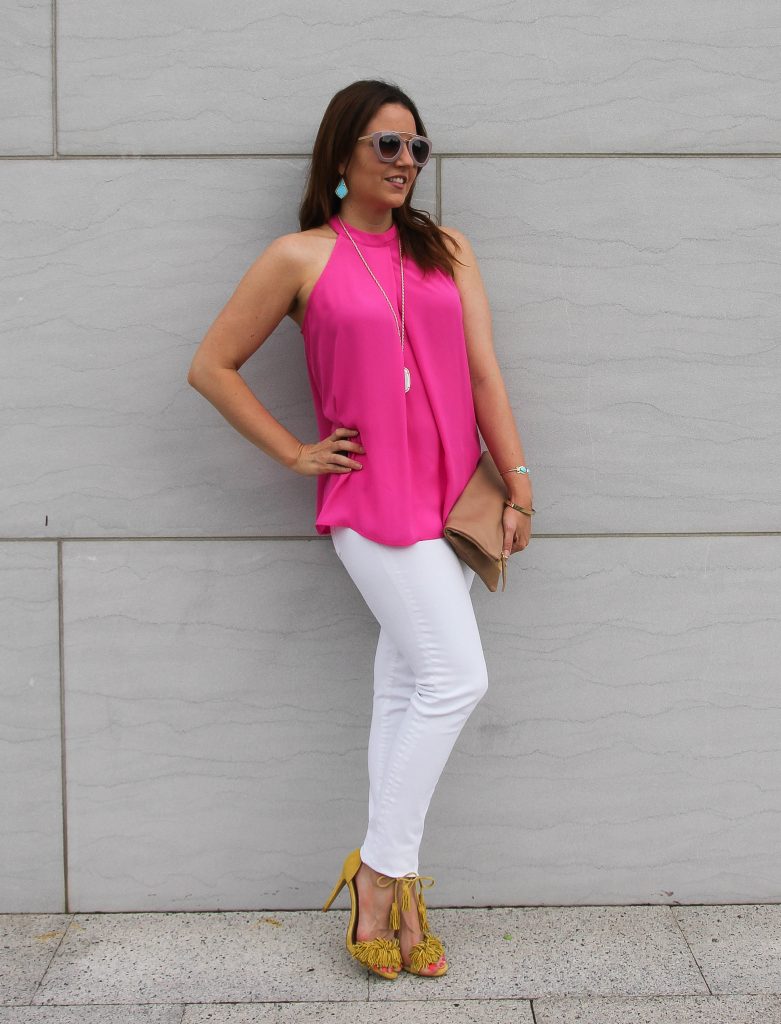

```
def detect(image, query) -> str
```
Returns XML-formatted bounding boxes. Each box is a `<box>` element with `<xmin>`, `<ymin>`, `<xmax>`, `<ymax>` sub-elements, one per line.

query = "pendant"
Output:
<box><xmin>404</xmin><ymin>366</ymin><xmax>410</xmax><ymax>392</ymax></box>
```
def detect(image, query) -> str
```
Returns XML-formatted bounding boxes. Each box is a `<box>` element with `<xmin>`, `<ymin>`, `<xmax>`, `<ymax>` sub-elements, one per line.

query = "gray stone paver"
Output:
<box><xmin>673</xmin><ymin>905</ymin><xmax>781</xmax><ymax>994</ymax></box>
<box><xmin>0</xmin><ymin>906</ymin><xmax>779</xmax><ymax>1023</ymax></box>
<box><xmin>0</xmin><ymin>914</ymin><xmax>71</xmax><ymax>1005</ymax></box>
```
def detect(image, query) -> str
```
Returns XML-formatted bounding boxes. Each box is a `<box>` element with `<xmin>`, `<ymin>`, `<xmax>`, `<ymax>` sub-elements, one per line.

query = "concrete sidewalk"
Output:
<box><xmin>2</xmin><ymin>904</ymin><xmax>781</xmax><ymax>1022</ymax></box>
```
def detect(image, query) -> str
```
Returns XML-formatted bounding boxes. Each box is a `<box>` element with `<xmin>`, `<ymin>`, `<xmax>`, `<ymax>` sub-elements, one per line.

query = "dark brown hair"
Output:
<box><xmin>298</xmin><ymin>79</ymin><xmax>465</xmax><ymax>279</ymax></box>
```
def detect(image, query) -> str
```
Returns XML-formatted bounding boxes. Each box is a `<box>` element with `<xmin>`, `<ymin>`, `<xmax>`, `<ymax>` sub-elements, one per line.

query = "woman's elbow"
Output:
<box><xmin>187</xmin><ymin>359</ymin><xmax>210</xmax><ymax>389</ymax></box>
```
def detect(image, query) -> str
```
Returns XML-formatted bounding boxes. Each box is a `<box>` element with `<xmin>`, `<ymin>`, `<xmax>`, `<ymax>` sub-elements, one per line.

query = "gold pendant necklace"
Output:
<box><xmin>337</xmin><ymin>215</ymin><xmax>409</xmax><ymax>393</ymax></box>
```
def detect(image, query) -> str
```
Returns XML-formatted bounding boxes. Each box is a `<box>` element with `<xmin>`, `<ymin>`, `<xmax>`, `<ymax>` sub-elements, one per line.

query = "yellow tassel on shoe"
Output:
<box><xmin>351</xmin><ymin>936</ymin><xmax>400</xmax><ymax>970</ymax></box>
<box><xmin>394</xmin><ymin>873</ymin><xmax>449</xmax><ymax>977</ymax></box>
<box><xmin>417</xmin><ymin>893</ymin><xmax>429</xmax><ymax>933</ymax></box>
<box><xmin>408</xmin><ymin>933</ymin><xmax>446</xmax><ymax>975</ymax></box>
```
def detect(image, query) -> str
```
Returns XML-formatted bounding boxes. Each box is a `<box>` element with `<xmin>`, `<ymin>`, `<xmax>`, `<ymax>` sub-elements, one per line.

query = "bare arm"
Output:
<box><xmin>187</xmin><ymin>235</ymin><xmax>364</xmax><ymax>476</ymax></box>
<box><xmin>442</xmin><ymin>225</ymin><xmax>533</xmax><ymax>555</ymax></box>
<box><xmin>186</xmin><ymin>235</ymin><xmax>305</xmax><ymax>469</ymax></box>
<box><xmin>442</xmin><ymin>227</ymin><xmax>532</xmax><ymax>499</ymax></box>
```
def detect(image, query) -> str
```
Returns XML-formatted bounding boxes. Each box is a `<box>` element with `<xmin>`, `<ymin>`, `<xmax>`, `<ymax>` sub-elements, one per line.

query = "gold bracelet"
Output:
<box><xmin>504</xmin><ymin>499</ymin><xmax>535</xmax><ymax>516</ymax></box>
<box><xmin>501</xmin><ymin>464</ymin><xmax>530</xmax><ymax>476</ymax></box>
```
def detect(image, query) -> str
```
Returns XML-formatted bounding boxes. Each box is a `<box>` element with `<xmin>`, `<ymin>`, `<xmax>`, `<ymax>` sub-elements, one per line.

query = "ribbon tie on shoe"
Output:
<box><xmin>376</xmin><ymin>872</ymin><xmax>436</xmax><ymax>932</ymax></box>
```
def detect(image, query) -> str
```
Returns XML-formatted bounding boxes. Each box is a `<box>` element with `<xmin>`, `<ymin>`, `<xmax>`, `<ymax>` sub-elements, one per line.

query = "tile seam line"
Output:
<box><xmin>57</xmin><ymin>538</ymin><xmax>69</xmax><ymax>914</ymax></box>
<box><xmin>27</xmin><ymin>913</ymin><xmax>74</xmax><ymax>1005</ymax></box>
<box><xmin>51</xmin><ymin>0</ymin><xmax>57</xmax><ymax>157</ymax></box>
<box><xmin>670</xmin><ymin>905</ymin><xmax>713</xmax><ymax>996</ymax></box>
<box><xmin>38</xmin><ymin>899</ymin><xmax>779</xmax><ymax>913</ymax></box>
<box><xmin>2</xmin><ymin>531</ymin><xmax>780</xmax><ymax>542</ymax></box>
<box><xmin>2</xmin><ymin>152</ymin><xmax>781</xmax><ymax>161</ymax></box>
<box><xmin>436</xmin><ymin>154</ymin><xmax>442</xmax><ymax>224</ymax></box>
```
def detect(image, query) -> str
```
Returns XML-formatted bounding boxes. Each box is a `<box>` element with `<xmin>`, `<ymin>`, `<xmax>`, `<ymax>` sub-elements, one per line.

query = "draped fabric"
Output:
<box><xmin>300</xmin><ymin>213</ymin><xmax>481</xmax><ymax>547</ymax></box>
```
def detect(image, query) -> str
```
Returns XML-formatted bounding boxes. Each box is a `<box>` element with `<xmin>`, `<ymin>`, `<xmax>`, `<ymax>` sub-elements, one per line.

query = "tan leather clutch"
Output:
<box><xmin>443</xmin><ymin>449</ymin><xmax>508</xmax><ymax>592</ymax></box>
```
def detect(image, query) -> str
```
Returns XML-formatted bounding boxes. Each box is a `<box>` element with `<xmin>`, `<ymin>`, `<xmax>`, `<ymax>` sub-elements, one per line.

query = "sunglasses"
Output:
<box><xmin>356</xmin><ymin>130</ymin><xmax>432</xmax><ymax>169</ymax></box>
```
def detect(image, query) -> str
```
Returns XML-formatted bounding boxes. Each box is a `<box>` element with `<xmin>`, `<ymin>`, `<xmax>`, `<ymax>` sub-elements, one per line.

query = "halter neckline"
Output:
<box><xmin>329</xmin><ymin>214</ymin><xmax>398</xmax><ymax>246</ymax></box>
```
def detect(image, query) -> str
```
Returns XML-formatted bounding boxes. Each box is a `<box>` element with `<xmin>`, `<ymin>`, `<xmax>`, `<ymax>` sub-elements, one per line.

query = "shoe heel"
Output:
<box><xmin>322</xmin><ymin>847</ymin><xmax>361</xmax><ymax>911</ymax></box>
<box><xmin>322</xmin><ymin>873</ymin><xmax>346</xmax><ymax>912</ymax></box>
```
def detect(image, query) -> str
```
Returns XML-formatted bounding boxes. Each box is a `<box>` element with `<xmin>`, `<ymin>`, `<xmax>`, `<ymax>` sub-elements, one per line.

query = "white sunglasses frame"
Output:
<box><xmin>355</xmin><ymin>130</ymin><xmax>432</xmax><ymax>169</ymax></box>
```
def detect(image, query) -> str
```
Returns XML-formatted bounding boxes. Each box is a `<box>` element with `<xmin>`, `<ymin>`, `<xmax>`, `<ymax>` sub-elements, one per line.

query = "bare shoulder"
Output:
<box><xmin>270</xmin><ymin>223</ymin><xmax>340</xmax><ymax>327</ymax></box>
<box><xmin>439</xmin><ymin>224</ymin><xmax>476</xmax><ymax>265</ymax></box>
<box><xmin>439</xmin><ymin>224</ymin><xmax>467</xmax><ymax>246</ymax></box>
<box><xmin>268</xmin><ymin>222</ymin><xmax>337</xmax><ymax>263</ymax></box>
<box><xmin>438</xmin><ymin>225</ymin><xmax>480</xmax><ymax>287</ymax></box>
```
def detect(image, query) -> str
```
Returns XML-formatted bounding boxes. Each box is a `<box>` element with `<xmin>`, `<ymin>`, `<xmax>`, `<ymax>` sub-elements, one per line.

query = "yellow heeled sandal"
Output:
<box><xmin>322</xmin><ymin>847</ymin><xmax>402</xmax><ymax>980</ymax></box>
<box><xmin>392</xmin><ymin>873</ymin><xmax>448</xmax><ymax>977</ymax></box>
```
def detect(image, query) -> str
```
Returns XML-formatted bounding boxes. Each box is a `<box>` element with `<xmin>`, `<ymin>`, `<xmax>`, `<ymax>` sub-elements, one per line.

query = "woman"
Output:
<box><xmin>187</xmin><ymin>79</ymin><xmax>533</xmax><ymax>979</ymax></box>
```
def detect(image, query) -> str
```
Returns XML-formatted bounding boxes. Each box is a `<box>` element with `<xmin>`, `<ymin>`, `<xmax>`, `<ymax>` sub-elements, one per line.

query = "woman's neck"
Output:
<box><xmin>335</xmin><ymin>205</ymin><xmax>394</xmax><ymax>234</ymax></box>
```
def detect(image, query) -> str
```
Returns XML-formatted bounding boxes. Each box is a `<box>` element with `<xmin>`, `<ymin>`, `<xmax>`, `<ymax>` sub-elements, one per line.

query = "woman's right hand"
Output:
<box><xmin>291</xmin><ymin>427</ymin><xmax>366</xmax><ymax>476</ymax></box>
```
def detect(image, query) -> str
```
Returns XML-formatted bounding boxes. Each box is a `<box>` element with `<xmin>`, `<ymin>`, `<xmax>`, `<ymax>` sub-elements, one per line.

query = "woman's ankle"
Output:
<box><xmin>355</xmin><ymin>864</ymin><xmax>394</xmax><ymax>932</ymax></box>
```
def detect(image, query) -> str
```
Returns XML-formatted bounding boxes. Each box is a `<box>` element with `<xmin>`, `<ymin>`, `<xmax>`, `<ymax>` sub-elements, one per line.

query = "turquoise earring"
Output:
<box><xmin>335</xmin><ymin>176</ymin><xmax>348</xmax><ymax>199</ymax></box>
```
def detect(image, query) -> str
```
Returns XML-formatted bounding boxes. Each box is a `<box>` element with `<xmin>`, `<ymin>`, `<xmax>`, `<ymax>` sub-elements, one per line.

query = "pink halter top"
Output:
<box><xmin>300</xmin><ymin>213</ymin><xmax>481</xmax><ymax>547</ymax></box>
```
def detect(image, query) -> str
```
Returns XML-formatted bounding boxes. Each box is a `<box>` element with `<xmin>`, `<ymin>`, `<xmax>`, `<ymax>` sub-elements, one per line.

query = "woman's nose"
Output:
<box><xmin>398</xmin><ymin>144</ymin><xmax>415</xmax><ymax>165</ymax></box>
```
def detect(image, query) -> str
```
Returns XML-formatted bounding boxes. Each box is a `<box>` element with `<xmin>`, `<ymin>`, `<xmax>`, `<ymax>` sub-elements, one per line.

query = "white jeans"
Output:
<box><xmin>330</xmin><ymin>525</ymin><xmax>489</xmax><ymax>877</ymax></box>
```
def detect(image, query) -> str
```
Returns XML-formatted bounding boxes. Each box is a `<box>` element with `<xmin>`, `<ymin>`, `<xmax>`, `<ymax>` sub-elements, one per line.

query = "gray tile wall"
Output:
<box><xmin>1</xmin><ymin>1</ymin><xmax>779</xmax><ymax>911</ymax></box>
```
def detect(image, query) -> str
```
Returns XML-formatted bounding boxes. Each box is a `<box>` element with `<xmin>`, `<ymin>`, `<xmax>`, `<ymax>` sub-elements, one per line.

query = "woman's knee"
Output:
<box><xmin>453</xmin><ymin>630</ymin><xmax>489</xmax><ymax>704</ymax></box>
<box><xmin>468</xmin><ymin>655</ymin><xmax>490</xmax><ymax>704</ymax></box>
<box><xmin>417</xmin><ymin>650</ymin><xmax>489</xmax><ymax>710</ymax></box>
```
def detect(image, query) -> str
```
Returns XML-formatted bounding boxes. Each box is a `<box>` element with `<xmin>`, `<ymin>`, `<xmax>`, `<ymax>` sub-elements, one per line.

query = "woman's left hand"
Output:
<box><xmin>502</xmin><ymin>503</ymin><xmax>532</xmax><ymax>558</ymax></box>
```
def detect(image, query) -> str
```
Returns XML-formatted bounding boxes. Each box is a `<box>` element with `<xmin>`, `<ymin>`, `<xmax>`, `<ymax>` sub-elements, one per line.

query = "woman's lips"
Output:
<box><xmin>385</xmin><ymin>178</ymin><xmax>406</xmax><ymax>189</ymax></box>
